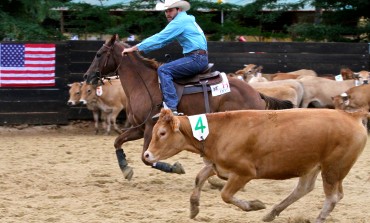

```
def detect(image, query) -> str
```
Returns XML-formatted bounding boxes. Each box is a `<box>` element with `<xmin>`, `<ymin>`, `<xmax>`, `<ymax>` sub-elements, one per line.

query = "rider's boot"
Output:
<box><xmin>116</xmin><ymin>148</ymin><xmax>134</xmax><ymax>180</ymax></box>
<box><xmin>152</xmin><ymin>161</ymin><xmax>185</xmax><ymax>174</ymax></box>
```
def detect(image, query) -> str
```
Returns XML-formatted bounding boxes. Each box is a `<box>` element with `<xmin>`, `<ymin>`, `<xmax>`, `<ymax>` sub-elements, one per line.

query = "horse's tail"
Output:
<box><xmin>259</xmin><ymin>93</ymin><xmax>294</xmax><ymax>110</ymax></box>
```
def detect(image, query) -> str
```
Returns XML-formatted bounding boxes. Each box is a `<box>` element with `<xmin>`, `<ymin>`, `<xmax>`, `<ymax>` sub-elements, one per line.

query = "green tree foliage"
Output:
<box><xmin>1</xmin><ymin>0</ymin><xmax>369</xmax><ymax>42</ymax></box>
<box><xmin>64</xmin><ymin>3</ymin><xmax>117</xmax><ymax>38</ymax></box>
<box><xmin>0</xmin><ymin>0</ymin><xmax>69</xmax><ymax>41</ymax></box>
<box><xmin>288</xmin><ymin>0</ymin><xmax>370</xmax><ymax>42</ymax></box>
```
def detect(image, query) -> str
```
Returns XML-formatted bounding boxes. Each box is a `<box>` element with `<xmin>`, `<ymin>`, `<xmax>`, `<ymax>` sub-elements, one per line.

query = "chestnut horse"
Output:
<box><xmin>83</xmin><ymin>35</ymin><xmax>293</xmax><ymax>180</ymax></box>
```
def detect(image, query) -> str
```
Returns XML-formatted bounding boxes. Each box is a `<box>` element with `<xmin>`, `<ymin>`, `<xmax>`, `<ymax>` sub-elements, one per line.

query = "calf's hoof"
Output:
<box><xmin>207</xmin><ymin>176</ymin><xmax>225</xmax><ymax>190</ymax></box>
<box><xmin>122</xmin><ymin>166</ymin><xmax>134</xmax><ymax>181</ymax></box>
<box><xmin>262</xmin><ymin>209</ymin><xmax>279</xmax><ymax>222</ymax></box>
<box><xmin>190</xmin><ymin>204</ymin><xmax>200</xmax><ymax>219</ymax></box>
<box><xmin>249</xmin><ymin>199</ymin><xmax>266</xmax><ymax>211</ymax></box>
<box><xmin>172</xmin><ymin>161</ymin><xmax>185</xmax><ymax>174</ymax></box>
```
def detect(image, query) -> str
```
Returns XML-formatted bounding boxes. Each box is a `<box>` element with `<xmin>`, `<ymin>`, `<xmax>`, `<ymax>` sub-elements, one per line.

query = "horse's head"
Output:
<box><xmin>83</xmin><ymin>34</ymin><xmax>123</xmax><ymax>85</ymax></box>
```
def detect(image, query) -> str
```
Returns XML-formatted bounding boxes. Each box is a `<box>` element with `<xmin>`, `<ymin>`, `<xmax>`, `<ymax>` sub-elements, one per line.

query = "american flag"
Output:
<box><xmin>0</xmin><ymin>43</ymin><xmax>55</xmax><ymax>87</ymax></box>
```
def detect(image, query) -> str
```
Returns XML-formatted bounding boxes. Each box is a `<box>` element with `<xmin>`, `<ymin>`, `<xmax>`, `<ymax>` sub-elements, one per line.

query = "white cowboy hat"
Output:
<box><xmin>155</xmin><ymin>0</ymin><xmax>191</xmax><ymax>11</ymax></box>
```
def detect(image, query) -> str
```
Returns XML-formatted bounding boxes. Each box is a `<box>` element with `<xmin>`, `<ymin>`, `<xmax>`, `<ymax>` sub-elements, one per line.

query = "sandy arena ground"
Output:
<box><xmin>0</xmin><ymin>121</ymin><xmax>369</xmax><ymax>223</ymax></box>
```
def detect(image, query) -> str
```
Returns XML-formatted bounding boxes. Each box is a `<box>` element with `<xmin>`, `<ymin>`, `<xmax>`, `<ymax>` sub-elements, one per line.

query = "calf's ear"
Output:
<box><xmin>171</xmin><ymin>117</ymin><xmax>180</xmax><ymax>132</ymax></box>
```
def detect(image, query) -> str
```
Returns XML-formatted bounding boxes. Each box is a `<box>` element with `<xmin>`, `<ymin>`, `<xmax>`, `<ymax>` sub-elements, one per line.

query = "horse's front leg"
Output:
<box><xmin>142</xmin><ymin>126</ymin><xmax>185</xmax><ymax>174</ymax></box>
<box><xmin>114</xmin><ymin>128</ymin><xmax>143</xmax><ymax>180</ymax></box>
<box><xmin>190</xmin><ymin>161</ymin><xmax>215</xmax><ymax>219</ymax></box>
<box><xmin>221</xmin><ymin>174</ymin><xmax>266</xmax><ymax>212</ymax></box>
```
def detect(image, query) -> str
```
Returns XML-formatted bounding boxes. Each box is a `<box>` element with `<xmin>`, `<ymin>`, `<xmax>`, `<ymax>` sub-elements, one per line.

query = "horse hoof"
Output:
<box><xmin>122</xmin><ymin>166</ymin><xmax>134</xmax><ymax>180</ymax></box>
<box><xmin>249</xmin><ymin>199</ymin><xmax>266</xmax><ymax>210</ymax></box>
<box><xmin>172</xmin><ymin>161</ymin><xmax>185</xmax><ymax>174</ymax></box>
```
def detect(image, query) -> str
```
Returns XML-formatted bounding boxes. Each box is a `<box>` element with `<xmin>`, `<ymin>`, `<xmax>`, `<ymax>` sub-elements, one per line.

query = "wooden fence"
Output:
<box><xmin>0</xmin><ymin>41</ymin><xmax>369</xmax><ymax>125</ymax></box>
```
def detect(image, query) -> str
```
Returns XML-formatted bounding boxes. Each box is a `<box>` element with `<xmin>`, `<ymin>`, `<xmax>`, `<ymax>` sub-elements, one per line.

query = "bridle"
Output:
<box><xmin>94</xmin><ymin>41</ymin><xmax>158</xmax><ymax>130</ymax></box>
<box><xmin>95</xmin><ymin>43</ymin><xmax>122</xmax><ymax>84</ymax></box>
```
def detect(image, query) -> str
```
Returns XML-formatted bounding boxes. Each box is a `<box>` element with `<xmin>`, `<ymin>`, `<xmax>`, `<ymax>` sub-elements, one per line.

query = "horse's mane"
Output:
<box><xmin>117</xmin><ymin>41</ymin><xmax>161</xmax><ymax>70</ymax></box>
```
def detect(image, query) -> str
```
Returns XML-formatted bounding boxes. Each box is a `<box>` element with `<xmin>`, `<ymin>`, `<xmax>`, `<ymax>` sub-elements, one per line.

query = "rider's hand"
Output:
<box><xmin>122</xmin><ymin>46</ymin><xmax>138</xmax><ymax>56</ymax></box>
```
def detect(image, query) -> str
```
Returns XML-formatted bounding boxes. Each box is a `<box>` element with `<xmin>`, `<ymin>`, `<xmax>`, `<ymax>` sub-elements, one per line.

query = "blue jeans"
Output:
<box><xmin>157</xmin><ymin>53</ymin><xmax>208</xmax><ymax>110</ymax></box>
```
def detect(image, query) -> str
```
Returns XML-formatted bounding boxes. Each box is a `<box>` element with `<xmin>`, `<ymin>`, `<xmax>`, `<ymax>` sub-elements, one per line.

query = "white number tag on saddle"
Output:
<box><xmin>188</xmin><ymin>114</ymin><xmax>209</xmax><ymax>141</ymax></box>
<box><xmin>96</xmin><ymin>86</ymin><xmax>103</xmax><ymax>96</ymax></box>
<box><xmin>211</xmin><ymin>72</ymin><xmax>231</xmax><ymax>96</ymax></box>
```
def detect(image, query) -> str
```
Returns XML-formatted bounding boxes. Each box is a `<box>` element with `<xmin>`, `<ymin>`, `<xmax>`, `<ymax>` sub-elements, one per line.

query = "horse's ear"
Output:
<box><xmin>109</xmin><ymin>34</ymin><xmax>117</xmax><ymax>45</ymax></box>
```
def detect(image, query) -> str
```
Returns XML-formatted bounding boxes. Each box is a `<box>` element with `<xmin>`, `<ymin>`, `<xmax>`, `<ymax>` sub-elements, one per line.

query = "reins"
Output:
<box><xmin>120</xmin><ymin>53</ymin><xmax>156</xmax><ymax>131</ymax></box>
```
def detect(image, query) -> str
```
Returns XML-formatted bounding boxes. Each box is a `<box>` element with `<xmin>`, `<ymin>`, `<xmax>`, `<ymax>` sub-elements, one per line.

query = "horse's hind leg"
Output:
<box><xmin>315</xmin><ymin>179</ymin><xmax>344</xmax><ymax>223</ymax></box>
<box><xmin>263</xmin><ymin>166</ymin><xmax>321</xmax><ymax>222</ymax></box>
<box><xmin>190</xmin><ymin>161</ymin><xmax>215</xmax><ymax>219</ymax></box>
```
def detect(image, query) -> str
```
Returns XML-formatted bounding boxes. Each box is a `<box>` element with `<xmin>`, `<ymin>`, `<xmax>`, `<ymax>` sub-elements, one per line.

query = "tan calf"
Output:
<box><xmin>68</xmin><ymin>81</ymin><xmax>104</xmax><ymax>134</ymax></box>
<box><xmin>298</xmin><ymin>76</ymin><xmax>356</xmax><ymax>108</ymax></box>
<box><xmin>145</xmin><ymin>109</ymin><xmax>367</xmax><ymax>223</ymax></box>
<box><xmin>80</xmin><ymin>79</ymin><xmax>129</xmax><ymax>135</ymax></box>
<box><xmin>249</xmin><ymin>79</ymin><xmax>304</xmax><ymax>107</ymax></box>
<box><xmin>253</xmin><ymin>85</ymin><xmax>299</xmax><ymax>107</ymax></box>
<box><xmin>332</xmin><ymin>84</ymin><xmax>370</xmax><ymax>112</ymax></box>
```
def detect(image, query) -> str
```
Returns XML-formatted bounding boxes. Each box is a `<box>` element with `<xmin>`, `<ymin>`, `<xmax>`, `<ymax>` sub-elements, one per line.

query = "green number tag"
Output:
<box><xmin>188</xmin><ymin>114</ymin><xmax>209</xmax><ymax>141</ymax></box>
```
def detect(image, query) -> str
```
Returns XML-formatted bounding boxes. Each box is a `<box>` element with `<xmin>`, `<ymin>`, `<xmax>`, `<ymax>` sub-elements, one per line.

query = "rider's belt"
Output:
<box><xmin>184</xmin><ymin>49</ymin><xmax>207</xmax><ymax>56</ymax></box>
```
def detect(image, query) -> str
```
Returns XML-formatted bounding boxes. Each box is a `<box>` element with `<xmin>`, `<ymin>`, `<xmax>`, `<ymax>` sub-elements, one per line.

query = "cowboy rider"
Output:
<box><xmin>122</xmin><ymin>0</ymin><xmax>209</xmax><ymax>120</ymax></box>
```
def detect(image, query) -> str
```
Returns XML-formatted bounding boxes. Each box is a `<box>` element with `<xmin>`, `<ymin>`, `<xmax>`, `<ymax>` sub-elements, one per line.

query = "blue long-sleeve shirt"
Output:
<box><xmin>137</xmin><ymin>11</ymin><xmax>207</xmax><ymax>54</ymax></box>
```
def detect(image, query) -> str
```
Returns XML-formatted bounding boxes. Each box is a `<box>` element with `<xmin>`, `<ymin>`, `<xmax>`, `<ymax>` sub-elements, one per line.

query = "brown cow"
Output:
<box><xmin>144</xmin><ymin>109</ymin><xmax>367</xmax><ymax>223</ymax></box>
<box><xmin>340</xmin><ymin>67</ymin><xmax>370</xmax><ymax>82</ymax></box>
<box><xmin>80</xmin><ymin>79</ymin><xmax>129</xmax><ymax>135</ymax></box>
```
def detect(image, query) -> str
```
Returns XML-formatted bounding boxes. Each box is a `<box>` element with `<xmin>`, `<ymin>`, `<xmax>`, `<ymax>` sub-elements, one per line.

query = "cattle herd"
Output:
<box><xmin>67</xmin><ymin>65</ymin><xmax>370</xmax><ymax>222</ymax></box>
<box><xmin>228</xmin><ymin>65</ymin><xmax>370</xmax><ymax>111</ymax></box>
<box><xmin>69</xmin><ymin>65</ymin><xmax>370</xmax><ymax>134</ymax></box>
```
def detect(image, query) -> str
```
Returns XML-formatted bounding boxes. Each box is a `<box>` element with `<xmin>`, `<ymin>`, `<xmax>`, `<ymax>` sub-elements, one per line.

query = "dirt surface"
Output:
<box><xmin>0</xmin><ymin>121</ymin><xmax>369</xmax><ymax>223</ymax></box>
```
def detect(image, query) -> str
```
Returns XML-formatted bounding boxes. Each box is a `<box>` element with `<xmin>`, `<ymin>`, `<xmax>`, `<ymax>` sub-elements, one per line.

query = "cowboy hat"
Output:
<box><xmin>155</xmin><ymin>0</ymin><xmax>190</xmax><ymax>11</ymax></box>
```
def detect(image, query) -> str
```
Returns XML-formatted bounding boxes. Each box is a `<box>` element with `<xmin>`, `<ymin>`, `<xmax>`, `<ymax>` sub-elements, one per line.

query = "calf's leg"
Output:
<box><xmin>92</xmin><ymin>110</ymin><xmax>100</xmax><ymax>134</ymax></box>
<box><xmin>221</xmin><ymin>174</ymin><xmax>265</xmax><ymax>212</ymax></box>
<box><xmin>111</xmin><ymin>108</ymin><xmax>123</xmax><ymax>134</ymax></box>
<box><xmin>315</xmin><ymin>179</ymin><xmax>344</xmax><ymax>223</ymax></box>
<box><xmin>190</xmin><ymin>162</ymin><xmax>215</xmax><ymax>219</ymax></box>
<box><xmin>263</xmin><ymin>166</ymin><xmax>320</xmax><ymax>222</ymax></box>
<box><xmin>105</xmin><ymin>112</ymin><xmax>113</xmax><ymax>135</ymax></box>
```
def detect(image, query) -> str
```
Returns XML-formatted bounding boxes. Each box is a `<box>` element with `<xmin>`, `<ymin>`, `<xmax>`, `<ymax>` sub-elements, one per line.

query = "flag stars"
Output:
<box><xmin>1</xmin><ymin>44</ymin><xmax>25</xmax><ymax>67</ymax></box>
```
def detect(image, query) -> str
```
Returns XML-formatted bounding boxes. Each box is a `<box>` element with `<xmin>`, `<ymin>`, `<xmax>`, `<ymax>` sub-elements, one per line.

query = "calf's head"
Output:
<box><xmin>67</xmin><ymin>82</ymin><xmax>82</xmax><ymax>106</ymax></box>
<box><xmin>144</xmin><ymin>109</ymin><xmax>185</xmax><ymax>163</ymax></box>
<box><xmin>332</xmin><ymin>93</ymin><xmax>350</xmax><ymax>110</ymax></box>
<box><xmin>79</xmin><ymin>82</ymin><xmax>97</xmax><ymax>104</ymax></box>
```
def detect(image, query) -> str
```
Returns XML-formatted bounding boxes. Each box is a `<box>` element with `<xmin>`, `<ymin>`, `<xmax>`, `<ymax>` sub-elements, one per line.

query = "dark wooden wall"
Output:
<box><xmin>0</xmin><ymin>41</ymin><xmax>369</xmax><ymax>125</ymax></box>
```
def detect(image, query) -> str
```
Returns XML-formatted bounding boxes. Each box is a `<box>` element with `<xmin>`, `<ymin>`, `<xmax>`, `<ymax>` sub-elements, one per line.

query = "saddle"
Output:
<box><xmin>172</xmin><ymin>63</ymin><xmax>223</xmax><ymax>113</ymax></box>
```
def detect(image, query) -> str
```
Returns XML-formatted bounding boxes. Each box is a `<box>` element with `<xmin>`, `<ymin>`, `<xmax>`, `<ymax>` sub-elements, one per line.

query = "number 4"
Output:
<box><xmin>195</xmin><ymin>117</ymin><xmax>206</xmax><ymax>133</ymax></box>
